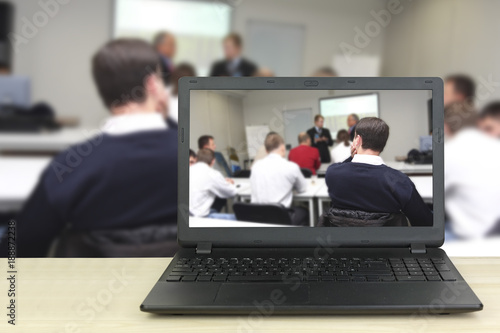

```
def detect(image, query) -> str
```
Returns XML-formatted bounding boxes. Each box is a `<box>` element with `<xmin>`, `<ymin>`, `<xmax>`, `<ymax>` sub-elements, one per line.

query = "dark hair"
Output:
<box><xmin>354</xmin><ymin>117</ymin><xmax>390</xmax><ymax>152</ymax></box>
<box><xmin>197</xmin><ymin>148</ymin><xmax>215</xmax><ymax>165</ymax></box>
<box><xmin>198</xmin><ymin>135</ymin><xmax>214</xmax><ymax>150</ymax></box>
<box><xmin>189</xmin><ymin>149</ymin><xmax>196</xmax><ymax>158</ymax></box>
<box><xmin>445</xmin><ymin>74</ymin><xmax>476</xmax><ymax>101</ymax></box>
<box><xmin>172</xmin><ymin>63</ymin><xmax>197</xmax><ymax>95</ymax></box>
<box><xmin>480</xmin><ymin>101</ymin><xmax>500</xmax><ymax>120</ymax></box>
<box><xmin>336</xmin><ymin>129</ymin><xmax>350</xmax><ymax>147</ymax></box>
<box><xmin>92</xmin><ymin>39</ymin><xmax>160</xmax><ymax>109</ymax></box>
<box><xmin>348</xmin><ymin>113</ymin><xmax>360</xmax><ymax>122</ymax></box>
<box><xmin>224</xmin><ymin>33</ymin><xmax>243</xmax><ymax>48</ymax></box>
<box><xmin>314</xmin><ymin>114</ymin><xmax>324</xmax><ymax>122</ymax></box>
<box><xmin>264</xmin><ymin>132</ymin><xmax>284</xmax><ymax>153</ymax></box>
<box><xmin>444</xmin><ymin>102</ymin><xmax>478</xmax><ymax>134</ymax></box>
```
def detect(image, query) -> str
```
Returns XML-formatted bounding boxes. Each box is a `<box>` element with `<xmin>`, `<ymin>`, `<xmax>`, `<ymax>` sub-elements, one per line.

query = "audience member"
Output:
<box><xmin>444</xmin><ymin>102</ymin><xmax>500</xmax><ymax>239</ymax></box>
<box><xmin>153</xmin><ymin>31</ymin><xmax>176</xmax><ymax>85</ymax></box>
<box><xmin>443</xmin><ymin>74</ymin><xmax>475</xmax><ymax>107</ymax></box>
<box><xmin>478</xmin><ymin>101</ymin><xmax>500</xmax><ymax>138</ymax></box>
<box><xmin>189</xmin><ymin>149</ymin><xmax>197</xmax><ymax>166</ymax></box>
<box><xmin>347</xmin><ymin>113</ymin><xmax>359</xmax><ymax>141</ymax></box>
<box><xmin>210</xmin><ymin>33</ymin><xmax>257</xmax><ymax>77</ymax></box>
<box><xmin>324</xmin><ymin>117</ymin><xmax>432</xmax><ymax>227</ymax></box>
<box><xmin>288</xmin><ymin>132</ymin><xmax>321</xmax><ymax>175</ymax></box>
<box><xmin>306</xmin><ymin>115</ymin><xmax>334</xmax><ymax>163</ymax></box>
<box><xmin>198</xmin><ymin>135</ymin><xmax>216</xmax><ymax>150</ymax></box>
<box><xmin>15</xmin><ymin>39</ymin><xmax>178</xmax><ymax>257</ymax></box>
<box><xmin>168</xmin><ymin>63</ymin><xmax>196</xmax><ymax>123</ymax></box>
<box><xmin>189</xmin><ymin>148</ymin><xmax>237</xmax><ymax>220</ymax></box>
<box><xmin>330</xmin><ymin>129</ymin><xmax>352</xmax><ymax>163</ymax></box>
<box><xmin>251</xmin><ymin>133</ymin><xmax>308</xmax><ymax>226</ymax></box>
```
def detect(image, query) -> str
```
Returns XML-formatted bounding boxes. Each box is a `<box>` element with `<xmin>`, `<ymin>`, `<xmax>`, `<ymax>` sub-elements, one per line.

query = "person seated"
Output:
<box><xmin>330</xmin><ymin>129</ymin><xmax>352</xmax><ymax>163</ymax></box>
<box><xmin>251</xmin><ymin>133</ymin><xmax>308</xmax><ymax>226</ymax></box>
<box><xmin>189</xmin><ymin>148</ymin><xmax>237</xmax><ymax>220</ymax></box>
<box><xmin>189</xmin><ymin>149</ymin><xmax>197</xmax><ymax>166</ymax></box>
<box><xmin>14</xmin><ymin>39</ymin><xmax>178</xmax><ymax>257</ymax></box>
<box><xmin>478</xmin><ymin>101</ymin><xmax>500</xmax><ymax>139</ymax></box>
<box><xmin>324</xmin><ymin>117</ymin><xmax>432</xmax><ymax>227</ymax></box>
<box><xmin>288</xmin><ymin>132</ymin><xmax>321</xmax><ymax>175</ymax></box>
<box><xmin>444</xmin><ymin>102</ymin><xmax>500</xmax><ymax>240</ymax></box>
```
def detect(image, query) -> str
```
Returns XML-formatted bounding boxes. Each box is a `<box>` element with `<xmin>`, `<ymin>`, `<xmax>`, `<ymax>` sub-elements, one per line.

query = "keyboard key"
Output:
<box><xmin>227</xmin><ymin>276</ymin><xmax>283</xmax><ymax>282</ymax></box>
<box><xmin>166</xmin><ymin>276</ymin><xmax>181</xmax><ymax>282</ymax></box>
<box><xmin>396</xmin><ymin>275</ymin><xmax>426</xmax><ymax>282</ymax></box>
<box><xmin>435</xmin><ymin>264</ymin><xmax>450</xmax><ymax>271</ymax></box>
<box><xmin>170</xmin><ymin>272</ymin><xmax>198</xmax><ymax>276</ymax></box>
<box><xmin>439</xmin><ymin>271</ymin><xmax>457</xmax><ymax>281</ymax></box>
<box><xmin>197</xmin><ymin>276</ymin><xmax>213</xmax><ymax>282</ymax></box>
<box><xmin>182</xmin><ymin>276</ymin><xmax>197</xmax><ymax>282</ymax></box>
<box><xmin>381</xmin><ymin>276</ymin><xmax>396</xmax><ymax>282</ymax></box>
<box><xmin>321</xmin><ymin>276</ymin><xmax>335</xmax><ymax>281</ymax></box>
<box><xmin>426</xmin><ymin>275</ymin><xmax>442</xmax><ymax>281</ymax></box>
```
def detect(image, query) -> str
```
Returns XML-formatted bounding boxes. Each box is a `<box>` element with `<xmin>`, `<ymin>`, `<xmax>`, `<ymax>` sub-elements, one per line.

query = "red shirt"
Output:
<box><xmin>288</xmin><ymin>145</ymin><xmax>321</xmax><ymax>175</ymax></box>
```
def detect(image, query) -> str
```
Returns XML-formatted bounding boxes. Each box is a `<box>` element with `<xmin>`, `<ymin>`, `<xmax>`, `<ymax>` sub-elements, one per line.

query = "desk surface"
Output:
<box><xmin>318</xmin><ymin>161</ymin><xmax>433</xmax><ymax>175</ymax></box>
<box><xmin>1</xmin><ymin>257</ymin><xmax>498</xmax><ymax>332</ymax></box>
<box><xmin>234</xmin><ymin>178</ymin><xmax>325</xmax><ymax>198</ymax></box>
<box><xmin>0</xmin><ymin>128</ymin><xmax>90</xmax><ymax>151</ymax></box>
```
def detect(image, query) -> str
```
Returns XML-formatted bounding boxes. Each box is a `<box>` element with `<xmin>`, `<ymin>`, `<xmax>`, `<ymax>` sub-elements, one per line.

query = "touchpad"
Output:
<box><xmin>214</xmin><ymin>283</ymin><xmax>310</xmax><ymax>305</ymax></box>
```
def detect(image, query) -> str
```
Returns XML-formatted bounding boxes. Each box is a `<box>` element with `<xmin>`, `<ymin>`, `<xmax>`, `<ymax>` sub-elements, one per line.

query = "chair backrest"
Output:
<box><xmin>232</xmin><ymin>169</ymin><xmax>251</xmax><ymax>178</ymax></box>
<box><xmin>233</xmin><ymin>202</ymin><xmax>292</xmax><ymax>225</ymax></box>
<box><xmin>319</xmin><ymin>207</ymin><xmax>409</xmax><ymax>227</ymax></box>
<box><xmin>300</xmin><ymin>168</ymin><xmax>312</xmax><ymax>178</ymax></box>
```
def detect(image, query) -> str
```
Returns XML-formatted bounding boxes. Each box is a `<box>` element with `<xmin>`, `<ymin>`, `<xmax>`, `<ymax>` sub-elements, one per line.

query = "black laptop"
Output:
<box><xmin>141</xmin><ymin>77</ymin><xmax>483</xmax><ymax>315</ymax></box>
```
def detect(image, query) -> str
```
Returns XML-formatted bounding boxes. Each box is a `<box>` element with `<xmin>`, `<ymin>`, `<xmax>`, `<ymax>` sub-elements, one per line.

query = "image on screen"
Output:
<box><xmin>188</xmin><ymin>90</ymin><xmax>433</xmax><ymax>228</ymax></box>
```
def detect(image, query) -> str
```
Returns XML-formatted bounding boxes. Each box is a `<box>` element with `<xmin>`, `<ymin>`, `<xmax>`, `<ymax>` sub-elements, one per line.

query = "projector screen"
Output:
<box><xmin>320</xmin><ymin>93</ymin><xmax>379</xmax><ymax>137</ymax></box>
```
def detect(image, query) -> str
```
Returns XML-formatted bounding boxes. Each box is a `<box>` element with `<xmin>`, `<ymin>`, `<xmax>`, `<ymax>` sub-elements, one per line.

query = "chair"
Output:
<box><xmin>232</xmin><ymin>169</ymin><xmax>251</xmax><ymax>178</ymax></box>
<box><xmin>300</xmin><ymin>168</ymin><xmax>312</xmax><ymax>178</ymax></box>
<box><xmin>318</xmin><ymin>207</ymin><xmax>409</xmax><ymax>227</ymax></box>
<box><xmin>233</xmin><ymin>202</ymin><xmax>292</xmax><ymax>225</ymax></box>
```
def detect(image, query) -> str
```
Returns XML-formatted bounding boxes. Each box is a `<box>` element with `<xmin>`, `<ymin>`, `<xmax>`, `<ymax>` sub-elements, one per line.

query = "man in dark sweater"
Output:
<box><xmin>325</xmin><ymin>117</ymin><xmax>432</xmax><ymax>227</ymax></box>
<box><xmin>15</xmin><ymin>39</ymin><xmax>179</xmax><ymax>257</ymax></box>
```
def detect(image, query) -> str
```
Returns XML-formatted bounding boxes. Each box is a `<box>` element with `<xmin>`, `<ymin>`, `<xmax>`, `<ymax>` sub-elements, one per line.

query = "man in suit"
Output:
<box><xmin>347</xmin><ymin>113</ymin><xmax>359</xmax><ymax>141</ymax></box>
<box><xmin>153</xmin><ymin>31</ymin><xmax>176</xmax><ymax>85</ymax></box>
<box><xmin>288</xmin><ymin>132</ymin><xmax>321</xmax><ymax>175</ymax></box>
<box><xmin>210</xmin><ymin>33</ymin><xmax>257</xmax><ymax>77</ymax></box>
<box><xmin>307</xmin><ymin>115</ymin><xmax>334</xmax><ymax>163</ymax></box>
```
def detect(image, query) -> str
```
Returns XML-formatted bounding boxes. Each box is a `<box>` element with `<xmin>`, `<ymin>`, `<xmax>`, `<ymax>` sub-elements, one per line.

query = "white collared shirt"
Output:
<box><xmin>250</xmin><ymin>153</ymin><xmax>307</xmax><ymax>208</ymax></box>
<box><xmin>101</xmin><ymin>112</ymin><xmax>167</xmax><ymax>135</ymax></box>
<box><xmin>331</xmin><ymin>141</ymin><xmax>352</xmax><ymax>163</ymax></box>
<box><xmin>352</xmin><ymin>154</ymin><xmax>385</xmax><ymax>165</ymax></box>
<box><xmin>189</xmin><ymin>162</ymin><xmax>237</xmax><ymax>217</ymax></box>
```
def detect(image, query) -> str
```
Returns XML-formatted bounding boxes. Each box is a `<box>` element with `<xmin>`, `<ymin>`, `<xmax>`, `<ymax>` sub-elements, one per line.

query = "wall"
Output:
<box><xmin>7</xmin><ymin>0</ymin><xmax>113</xmax><ymax>127</ymax></box>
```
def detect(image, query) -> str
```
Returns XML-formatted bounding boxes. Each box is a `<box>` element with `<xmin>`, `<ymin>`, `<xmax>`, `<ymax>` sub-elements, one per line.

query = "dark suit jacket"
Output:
<box><xmin>306</xmin><ymin>127</ymin><xmax>334</xmax><ymax>163</ymax></box>
<box><xmin>209</xmin><ymin>58</ymin><xmax>257</xmax><ymax>77</ymax></box>
<box><xmin>159</xmin><ymin>56</ymin><xmax>173</xmax><ymax>85</ymax></box>
<box><xmin>349</xmin><ymin>124</ymin><xmax>357</xmax><ymax>141</ymax></box>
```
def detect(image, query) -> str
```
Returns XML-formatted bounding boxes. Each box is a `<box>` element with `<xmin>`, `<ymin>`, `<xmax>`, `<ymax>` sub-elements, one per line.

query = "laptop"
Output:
<box><xmin>141</xmin><ymin>77</ymin><xmax>483</xmax><ymax>315</ymax></box>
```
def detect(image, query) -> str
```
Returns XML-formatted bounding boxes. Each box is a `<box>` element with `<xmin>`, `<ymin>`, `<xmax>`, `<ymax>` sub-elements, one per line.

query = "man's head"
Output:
<box><xmin>297</xmin><ymin>132</ymin><xmax>311</xmax><ymax>146</ymax></box>
<box><xmin>153</xmin><ymin>31</ymin><xmax>176</xmax><ymax>59</ymax></box>
<box><xmin>444</xmin><ymin>74</ymin><xmax>475</xmax><ymax>107</ymax></box>
<box><xmin>314</xmin><ymin>115</ymin><xmax>324</xmax><ymax>129</ymax></box>
<box><xmin>197</xmin><ymin>148</ymin><xmax>215</xmax><ymax>167</ymax></box>
<box><xmin>92</xmin><ymin>39</ymin><xmax>167</xmax><ymax>114</ymax></box>
<box><xmin>311</xmin><ymin>66</ymin><xmax>337</xmax><ymax>77</ymax></box>
<box><xmin>443</xmin><ymin>102</ymin><xmax>478</xmax><ymax>138</ymax></box>
<box><xmin>223</xmin><ymin>33</ymin><xmax>243</xmax><ymax>61</ymax></box>
<box><xmin>189</xmin><ymin>149</ymin><xmax>197</xmax><ymax>166</ymax></box>
<box><xmin>347</xmin><ymin>113</ymin><xmax>359</xmax><ymax>128</ymax></box>
<box><xmin>264</xmin><ymin>132</ymin><xmax>286</xmax><ymax>157</ymax></box>
<box><xmin>353</xmin><ymin>117</ymin><xmax>390</xmax><ymax>154</ymax></box>
<box><xmin>198</xmin><ymin>135</ymin><xmax>216</xmax><ymax>151</ymax></box>
<box><xmin>479</xmin><ymin>102</ymin><xmax>500</xmax><ymax>138</ymax></box>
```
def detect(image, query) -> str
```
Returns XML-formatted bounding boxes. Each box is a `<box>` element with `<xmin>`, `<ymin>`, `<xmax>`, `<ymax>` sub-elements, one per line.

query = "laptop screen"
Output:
<box><xmin>188</xmin><ymin>89</ymin><xmax>433</xmax><ymax>228</ymax></box>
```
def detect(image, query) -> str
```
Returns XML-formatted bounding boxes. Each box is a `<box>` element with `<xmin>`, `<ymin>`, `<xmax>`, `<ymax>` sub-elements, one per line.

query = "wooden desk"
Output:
<box><xmin>1</xmin><ymin>257</ymin><xmax>498</xmax><ymax>332</ymax></box>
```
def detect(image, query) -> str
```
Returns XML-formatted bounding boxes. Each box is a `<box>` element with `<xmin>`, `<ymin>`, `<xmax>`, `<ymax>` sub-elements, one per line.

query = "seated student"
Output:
<box><xmin>198</xmin><ymin>134</ymin><xmax>216</xmax><ymax>151</ymax></box>
<box><xmin>251</xmin><ymin>133</ymin><xmax>308</xmax><ymax>226</ymax></box>
<box><xmin>189</xmin><ymin>148</ymin><xmax>237</xmax><ymax>220</ymax></box>
<box><xmin>444</xmin><ymin>102</ymin><xmax>500</xmax><ymax>239</ymax></box>
<box><xmin>324</xmin><ymin>117</ymin><xmax>432</xmax><ymax>227</ymax></box>
<box><xmin>288</xmin><ymin>132</ymin><xmax>321</xmax><ymax>175</ymax></box>
<box><xmin>189</xmin><ymin>149</ymin><xmax>197</xmax><ymax>166</ymax></box>
<box><xmin>14</xmin><ymin>39</ymin><xmax>178</xmax><ymax>257</ymax></box>
<box><xmin>330</xmin><ymin>129</ymin><xmax>352</xmax><ymax>163</ymax></box>
<box><xmin>478</xmin><ymin>101</ymin><xmax>500</xmax><ymax>139</ymax></box>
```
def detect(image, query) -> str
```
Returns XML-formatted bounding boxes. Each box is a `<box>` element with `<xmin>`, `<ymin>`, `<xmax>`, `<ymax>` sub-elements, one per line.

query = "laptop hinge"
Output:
<box><xmin>196</xmin><ymin>242</ymin><xmax>212</xmax><ymax>255</ymax></box>
<box><xmin>410</xmin><ymin>243</ymin><xmax>427</xmax><ymax>254</ymax></box>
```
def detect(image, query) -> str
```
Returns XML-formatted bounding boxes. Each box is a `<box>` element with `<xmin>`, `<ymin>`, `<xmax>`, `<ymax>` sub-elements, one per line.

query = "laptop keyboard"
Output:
<box><xmin>166</xmin><ymin>256</ymin><xmax>456</xmax><ymax>283</ymax></box>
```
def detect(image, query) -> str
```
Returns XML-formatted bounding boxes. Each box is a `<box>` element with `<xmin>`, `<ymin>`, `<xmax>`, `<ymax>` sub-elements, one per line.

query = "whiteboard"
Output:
<box><xmin>245</xmin><ymin>125</ymin><xmax>270</xmax><ymax>159</ymax></box>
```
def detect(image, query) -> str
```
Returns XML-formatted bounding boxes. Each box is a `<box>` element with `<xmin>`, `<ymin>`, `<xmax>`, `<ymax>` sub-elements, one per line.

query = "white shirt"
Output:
<box><xmin>189</xmin><ymin>162</ymin><xmax>237</xmax><ymax>217</ymax></box>
<box><xmin>331</xmin><ymin>141</ymin><xmax>352</xmax><ymax>163</ymax></box>
<box><xmin>352</xmin><ymin>154</ymin><xmax>385</xmax><ymax>165</ymax></box>
<box><xmin>167</xmin><ymin>86</ymin><xmax>178</xmax><ymax>123</ymax></box>
<box><xmin>101</xmin><ymin>113</ymin><xmax>167</xmax><ymax>135</ymax></box>
<box><xmin>250</xmin><ymin>153</ymin><xmax>307</xmax><ymax>208</ymax></box>
<box><xmin>445</xmin><ymin>128</ymin><xmax>500</xmax><ymax>239</ymax></box>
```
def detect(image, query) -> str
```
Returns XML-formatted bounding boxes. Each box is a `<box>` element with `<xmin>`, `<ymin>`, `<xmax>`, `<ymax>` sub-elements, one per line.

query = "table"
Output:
<box><xmin>233</xmin><ymin>178</ymin><xmax>325</xmax><ymax>227</ymax></box>
<box><xmin>0</xmin><ymin>156</ymin><xmax>51</xmax><ymax>211</ymax></box>
<box><xmin>317</xmin><ymin>162</ymin><xmax>433</xmax><ymax>176</ymax></box>
<box><xmin>0</xmin><ymin>128</ymin><xmax>90</xmax><ymax>153</ymax></box>
<box><xmin>190</xmin><ymin>216</ymin><xmax>297</xmax><ymax>228</ymax></box>
<box><xmin>1</xmin><ymin>257</ymin><xmax>497</xmax><ymax>332</ymax></box>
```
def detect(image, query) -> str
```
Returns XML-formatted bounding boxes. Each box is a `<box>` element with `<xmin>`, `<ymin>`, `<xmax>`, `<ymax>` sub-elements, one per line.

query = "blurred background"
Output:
<box><xmin>0</xmin><ymin>0</ymin><xmax>499</xmax><ymax>256</ymax></box>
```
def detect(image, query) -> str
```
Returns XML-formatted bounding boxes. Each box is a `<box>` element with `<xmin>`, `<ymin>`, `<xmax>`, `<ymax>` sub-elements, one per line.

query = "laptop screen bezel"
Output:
<box><xmin>177</xmin><ymin>77</ymin><xmax>444</xmax><ymax>248</ymax></box>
